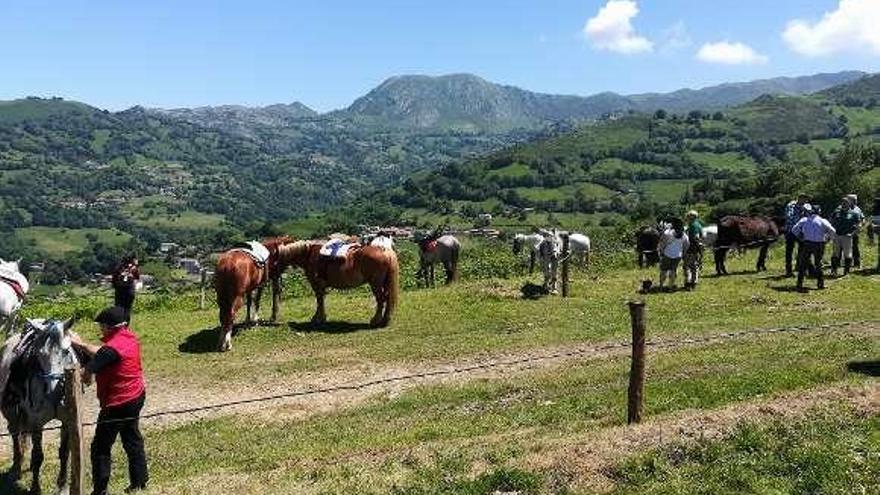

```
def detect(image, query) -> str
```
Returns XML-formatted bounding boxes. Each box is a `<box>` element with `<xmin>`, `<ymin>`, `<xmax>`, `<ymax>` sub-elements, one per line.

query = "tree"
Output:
<box><xmin>653</xmin><ymin>109</ymin><xmax>667</xmax><ymax>120</ymax></box>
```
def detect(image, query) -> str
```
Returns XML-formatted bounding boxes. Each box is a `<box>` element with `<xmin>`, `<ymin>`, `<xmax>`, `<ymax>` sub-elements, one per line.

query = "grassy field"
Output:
<box><xmin>638</xmin><ymin>179</ymin><xmax>696</xmax><ymax>204</ymax></box>
<box><xmin>13</xmin><ymin>226</ymin><xmax>132</xmax><ymax>256</ymax></box>
<box><xmin>686</xmin><ymin>152</ymin><xmax>757</xmax><ymax>174</ymax></box>
<box><xmin>5</xmin><ymin>238</ymin><xmax>880</xmax><ymax>493</ymax></box>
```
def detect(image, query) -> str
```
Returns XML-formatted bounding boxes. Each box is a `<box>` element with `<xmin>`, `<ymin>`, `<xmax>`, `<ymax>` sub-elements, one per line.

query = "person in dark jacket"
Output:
<box><xmin>112</xmin><ymin>256</ymin><xmax>140</xmax><ymax>322</ymax></box>
<box><xmin>70</xmin><ymin>306</ymin><xmax>148</xmax><ymax>495</ymax></box>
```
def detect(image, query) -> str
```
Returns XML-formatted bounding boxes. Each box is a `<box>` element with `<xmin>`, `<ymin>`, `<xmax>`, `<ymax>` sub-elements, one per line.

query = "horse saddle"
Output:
<box><xmin>319</xmin><ymin>240</ymin><xmax>358</xmax><ymax>259</ymax></box>
<box><xmin>232</xmin><ymin>241</ymin><xmax>271</xmax><ymax>267</ymax></box>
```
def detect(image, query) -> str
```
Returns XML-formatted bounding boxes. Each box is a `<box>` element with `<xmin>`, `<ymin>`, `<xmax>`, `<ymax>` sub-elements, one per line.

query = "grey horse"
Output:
<box><xmin>1</xmin><ymin>317</ymin><xmax>79</xmax><ymax>494</ymax></box>
<box><xmin>417</xmin><ymin>234</ymin><xmax>461</xmax><ymax>287</ymax></box>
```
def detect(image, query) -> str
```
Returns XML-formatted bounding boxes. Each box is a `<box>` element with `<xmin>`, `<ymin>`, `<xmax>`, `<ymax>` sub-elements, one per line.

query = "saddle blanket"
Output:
<box><xmin>232</xmin><ymin>241</ymin><xmax>270</xmax><ymax>266</ymax></box>
<box><xmin>320</xmin><ymin>239</ymin><xmax>356</xmax><ymax>259</ymax></box>
<box><xmin>422</xmin><ymin>240</ymin><xmax>438</xmax><ymax>253</ymax></box>
<box><xmin>369</xmin><ymin>236</ymin><xmax>394</xmax><ymax>250</ymax></box>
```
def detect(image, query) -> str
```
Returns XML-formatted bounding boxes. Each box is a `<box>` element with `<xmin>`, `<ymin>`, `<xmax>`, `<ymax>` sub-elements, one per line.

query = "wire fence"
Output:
<box><xmin>2</xmin><ymin>318</ymin><xmax>874</xmax><ymax>438</ymax></box>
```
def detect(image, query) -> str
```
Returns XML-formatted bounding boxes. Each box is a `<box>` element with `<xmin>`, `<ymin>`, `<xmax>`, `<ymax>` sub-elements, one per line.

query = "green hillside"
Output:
<box><xmin>360</xmin><ymin>88</ymin><xmax>880</xmax><ymax>229</ymax></box>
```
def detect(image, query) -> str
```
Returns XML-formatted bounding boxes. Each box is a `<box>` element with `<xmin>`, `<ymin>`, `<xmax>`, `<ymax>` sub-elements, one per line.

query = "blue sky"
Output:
<box><xmin>1</xmin><ymin>0</ymin><xmax>879</xmax><ymax>111</ymax></box>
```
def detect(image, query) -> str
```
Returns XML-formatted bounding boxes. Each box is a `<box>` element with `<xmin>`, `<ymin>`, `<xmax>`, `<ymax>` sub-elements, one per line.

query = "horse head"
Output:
<box><xmin>539</xmin><ymin>232</ymin><xmax>563</xmax><ymax>261</ymax></box>
<box><xmin>512</xmin><ymin>235</ymin><xmax>523</xmax><ymax>254</ymax></box>
<box><xmin>35</xmin><ymin>317</ymin><xmax>79</xmax><ymax>381</ymax></box>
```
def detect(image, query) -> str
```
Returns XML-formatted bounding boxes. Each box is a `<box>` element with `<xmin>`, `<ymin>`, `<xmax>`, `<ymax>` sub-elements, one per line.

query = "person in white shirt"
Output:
<box><xmin>791</xmin><ymin>205</ymin><xmax>836</xmax><ymax>291</ymax></box>
<box><xmin>656</xmin><ymin>219</ymin><xmax>689</xmax><ymax>291</ymax></box>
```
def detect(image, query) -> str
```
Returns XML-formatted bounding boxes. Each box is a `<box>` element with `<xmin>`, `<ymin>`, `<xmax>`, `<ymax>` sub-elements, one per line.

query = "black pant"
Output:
<box><xmin>852</xmin><ymin>232</ymin><xmax>861</xmax><ymax>268</ymax></box>
<box><xmin>784</xmin><ymin>232</ymin><xmax>798</xmax><ymax>275</ymax></box>
<box><xmin>114</xmin><ymin>286</ymin><xmax>135</xmax><ymax>321</ymax></box>
<box><xmin>797</xmin><ymin>241</ymin><xmax>825</xmax><ymax>289</ymax></box>
<box><xmin>91</xmin><ymin>393</ymin><xmax>148</xmax><ymax>495</ymax></box>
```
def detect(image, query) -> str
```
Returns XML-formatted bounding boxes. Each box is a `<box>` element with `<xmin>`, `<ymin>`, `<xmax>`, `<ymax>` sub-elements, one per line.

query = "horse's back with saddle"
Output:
<box><xmin>232</xmin><ymin>241</ymin><xmax>271</xmax><ymax>267</ymax></box>
<box><xmin>319</xmin><ymin>239</ymin><xmax>359</xmax><ymax>260</ymax></box>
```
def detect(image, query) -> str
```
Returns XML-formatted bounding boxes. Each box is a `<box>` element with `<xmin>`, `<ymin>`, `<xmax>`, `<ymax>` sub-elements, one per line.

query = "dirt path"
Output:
<box><xmin>1</xmin><ymin>321</ymin><xmax>876</xmax><ymax>458</ymax></box>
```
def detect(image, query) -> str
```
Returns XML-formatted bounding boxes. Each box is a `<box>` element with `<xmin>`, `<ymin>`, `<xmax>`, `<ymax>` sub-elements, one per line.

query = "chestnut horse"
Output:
<box><xmin>214</xmin><ymin>236</ymin><xmax>291</xmax><ymax>352</ymax></box>
<box><xmin>277</xmin><ymin>241</ymin><xmax>400</xmax><ymax>327</ymax></box>
<box><xmin>714</xmin><ymin>216</ymin><xmax>780</xmax><ymax>275</ymax></box>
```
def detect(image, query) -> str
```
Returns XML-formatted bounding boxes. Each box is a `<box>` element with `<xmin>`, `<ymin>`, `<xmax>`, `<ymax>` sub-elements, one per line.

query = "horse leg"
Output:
<box><xmin>529</xmin><ymin>252</ymin><xmax>535</xmax><ymax>274</ymax></box>
<box><xmin>30</xmin><ymin>430</ymin><xmax>43</xmax><ymax>494</ymax></box>
<box><xmin>311</xmin><ymin>284</ymin><xmax>327</xmax><ymax>325</ymax></box>
<box><xmin>245</xmin><ymin>291</ymin><xmax>254</xmax><ymax>326</ymax></box>
<box><xmin>10</xmin><ymin>428</ymin><xmax>23</xmax><ymax>480</ymax></box>
<box><xmin>757</xmin><ymin>243</ymin><xmax>769</xmax><ymax>272</ymax></box>
<box><xmin>218</xmin><ymin>295</ymin><xmax>241</xmax><ymax>352</ymax></box>
<box><xmin>369</xmin><ymin>281</ymin><xmax>385</xmax><ymax>328</ymax></box>
<box><xmin>428</xmin><ymin>263</ymin><xmax>435</xmax><ymax>288</ymax></box>
<box><xmin>56</xmin><ymin>424</ymin><xmax>69</xmax><ymax>494</ymax></box>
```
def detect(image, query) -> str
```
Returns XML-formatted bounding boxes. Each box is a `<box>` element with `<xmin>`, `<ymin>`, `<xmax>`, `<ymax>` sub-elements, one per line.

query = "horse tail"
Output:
<box><xmin>385</xmin><ymin>252</ymin><xmax>400</xmax><ymax>322</ymax></box>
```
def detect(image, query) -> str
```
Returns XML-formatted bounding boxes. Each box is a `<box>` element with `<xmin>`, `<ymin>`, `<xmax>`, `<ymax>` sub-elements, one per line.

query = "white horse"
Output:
<box><xmin>0</xmin><ymin>259</ymin><xmax>29</xmax><ymax>335</ymax></box>
<box><xmin>567</xmin><ymin>232</ymin><xmax>592</xmax><ymax>265</ymax></box>
<box><xmin>512</xmin><ymin>233</ymin><xmax>544</xmax><ymax>273</ymax></box>
<box><xmin>537</xmin><ymin>230</ymin><xmax>563</xmax><ymax>294</ymax></box>
<box><xmin>417</xmin><ymin>234</ymin><xmax>461</xmax><ymax>287</ymax></box>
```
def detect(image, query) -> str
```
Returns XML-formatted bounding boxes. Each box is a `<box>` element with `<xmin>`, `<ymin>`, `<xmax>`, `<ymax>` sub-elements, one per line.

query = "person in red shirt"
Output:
<box><xmin>70</xmin><ymin>306</ymin><xmax>148</xmax><ymax>495</ymax></box>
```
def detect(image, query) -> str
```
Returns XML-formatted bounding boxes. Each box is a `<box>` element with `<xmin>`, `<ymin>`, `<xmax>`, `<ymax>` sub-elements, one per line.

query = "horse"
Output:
<box><xmin>568</xmin><ymin>232</ymin><xmax>592</xmax><ymax>266</ymax></box>
<box><xmin>277</xmin><ymin>240</ymin><xmax>400</xmax><ymax>327</ymax></box>
<box><xmin>417</xmin><ymin>234</ymin><xmax>461</xmax><ymax>287</ymax></box>
<box><xmin>713</xmin><ymin>216</ymin><xmax>780</xmax><ymax>275</ymax></box>
<box><xmin>635</xmin><ymin>225</ymin><xmax>662</xmax><ymax>268</ymax></box>
<box><xmin>1</xmin><ymin>317</ymin><xmax>79</xmax><ymax>494</ymax></box>
<box><xmin>537</xmin><ymin>230</ymin><xmax>563</xmax><ymax>294</ymax></box>
<box><xmin>512</xmin><ymin>233</ymin><xmax>543</xmax><ymax>273</ymax></box>
<box><xmin>214</xmin><ymin>236</ymin><xmax>292</xmax><ymax>352</ymax></box>
<box><xmin>365</xmin><ymin>233</ymin><xmax>395</xmax><ymax>251</ymax></box>
<box><xmin>0</xmin><ymin>259</ymin><xmax>29</xmax><ymax>336</ymax></box>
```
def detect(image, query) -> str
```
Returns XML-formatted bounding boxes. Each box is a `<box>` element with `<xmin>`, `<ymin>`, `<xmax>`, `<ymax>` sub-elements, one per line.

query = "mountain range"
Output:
<box><xmin>153</xmin><ymin>70</ymin><xmax>867</xmax><ymax>133</ymax></box>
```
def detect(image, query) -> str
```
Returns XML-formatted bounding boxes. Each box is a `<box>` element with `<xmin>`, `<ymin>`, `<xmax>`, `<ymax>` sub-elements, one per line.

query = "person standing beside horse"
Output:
<box><xmin>112</xmin><ymin>255</ymin><xmax>140</xmax><ymax>322</ymax></box>
<box><xmin>657</xmin><ymin>219</ymin><xmax>689</xmax><ymax>291</ymax></box>
<box><xmin>791</xmin><ymin>205</ymin><xmax>835</xmax><ymax>292</ymax></box>
<box><xmin>783</xmin><ymin>194</ymin><xmax>811</xmax><ymax>277</ymax></box>
<box><xmin>70</xmin><ymin>306</ymin><xmax>148</xmax><ymax>495</ymax></box>
<box><xmin>683</xmin><ymin>210</ymin><xmax>703</xmax><ymax>290</ymax></box>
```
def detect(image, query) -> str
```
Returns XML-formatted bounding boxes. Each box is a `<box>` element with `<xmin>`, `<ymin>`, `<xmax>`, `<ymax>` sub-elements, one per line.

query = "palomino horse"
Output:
<box><xmin>417</xmin><ymin>234</ymin><xmax>461</xmax><ymax>287</ymax></box>
<box><xmin>537</xmin><ymin>230</ymin><xmax>563</xmax><ymax>294</ymax></box>
<box><xmin>714</xmin><ymin>216</ymin><xmax>780</xmax><ymax>275</ymax></box>
<box><xmin>0</xmin><ymin>259</ymin><xmax>29</xmax><ymax>336</ymax></box>
<box><xmin>1</xmin><ymin>317</ymin><xmax>79</xmax><ymax>494</ymax></box>
<box><xmin>214</xmin><ymin>236</ymin><xmax>291</xmax><ymax>352</ymax></box>
<box><xmin>277</xmin><ymin>241</ymin><xmax>400</xmax><ymax>327</ymax></box>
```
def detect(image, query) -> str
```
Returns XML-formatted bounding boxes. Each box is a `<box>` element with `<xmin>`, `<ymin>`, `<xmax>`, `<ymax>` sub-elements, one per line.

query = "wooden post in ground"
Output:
<box><xmin>561</xmin><ymin>233</ymin><xmax>571</xmax><ymax>297</ymax></box>
<box><xmin>64</xmin><ymin>368</ymin><xmax>85</xmax><ymax>495</ymax></box>
<box><xmin>199</xmin><ymin>269</ymin><xmax>208</xmax><ymax>310</ymax></box>
<box><xmin>627</xmin><ymin>301</ymin><xmax>647</xmax><ymax>424</ymax></box>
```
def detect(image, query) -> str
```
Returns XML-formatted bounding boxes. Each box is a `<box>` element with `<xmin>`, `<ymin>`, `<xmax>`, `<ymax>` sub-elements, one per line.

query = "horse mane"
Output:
<box><xmin>277</xmin><ymin>240</ymin><xmax>319</xmax><ymax>267</ymax></box>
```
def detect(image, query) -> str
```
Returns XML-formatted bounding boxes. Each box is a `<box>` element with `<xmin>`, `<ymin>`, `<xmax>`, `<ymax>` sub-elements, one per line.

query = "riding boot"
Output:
<box><xmin>844</xmin><ymin>258</ymin><xmax>852</xmax><ymax>275</ymax></box>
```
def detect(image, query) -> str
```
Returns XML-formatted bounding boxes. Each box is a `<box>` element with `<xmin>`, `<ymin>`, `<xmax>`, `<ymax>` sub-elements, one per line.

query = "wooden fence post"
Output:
<box><xmin>627</xmin><ymin>301</ymin><xmax>646</xmax><ymax>424</ymax></box>
<box><xmin>199</xmin><ymin>269</ymin><xmax>207</xmax><ymax>310</ymax></box>
<box><xmin>64</xmin><ymin>368</ymin><xmax>85</xmax><ymax>495</ymax></box>
<box><xmin>561</xmin><ymin>233</ymin><xmax>571</xmax><ymax>297</ymax></box>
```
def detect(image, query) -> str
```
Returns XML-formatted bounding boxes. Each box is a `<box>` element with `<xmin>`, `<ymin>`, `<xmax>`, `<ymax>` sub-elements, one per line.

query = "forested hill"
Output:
<box><xmin>0</xmin><ymin>70</ymin><xmax>874</xmax><ymax>250</ymax></box>
<box><xmin>363</xmin><ymin>76</ymin><xmax>880</xmax><ymax>231</ymax></box>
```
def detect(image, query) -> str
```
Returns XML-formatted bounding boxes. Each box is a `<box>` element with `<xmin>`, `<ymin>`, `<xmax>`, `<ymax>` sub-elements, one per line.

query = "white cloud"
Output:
<box><xmin>783</xmin><ymin>0</ymin><xmax>880</xmax><ymax>56</ymax></box>
<box><xmin>584</xmin><ymin>0</ymin><xmax>653</xmax><ymax>54</ymax></box>
<box><xmin>696</xmin><ymin>41</ymin><xmax>768</xmax><ymax>65</ymax></box>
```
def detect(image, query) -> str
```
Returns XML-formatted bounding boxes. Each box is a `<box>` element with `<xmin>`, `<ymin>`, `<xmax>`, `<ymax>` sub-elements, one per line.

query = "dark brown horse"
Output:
<box><xmin>214</xmin><ymin>236</ymin><xmax>291</xmax><ymax>352</ymax></box>
<box><xmin>714</xmin><ymin>216</ymin><xmax>780</xmax><ymax>275</ymax></box>
<box><xmin>277</xmin><ymin>241</ymin><xmax>400</xmax><ymax>327</ymax></box>
<box><xmin>635</xmin><ymin>225</ymin><xmax>662</xmax><ymax>268</ymax></box>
